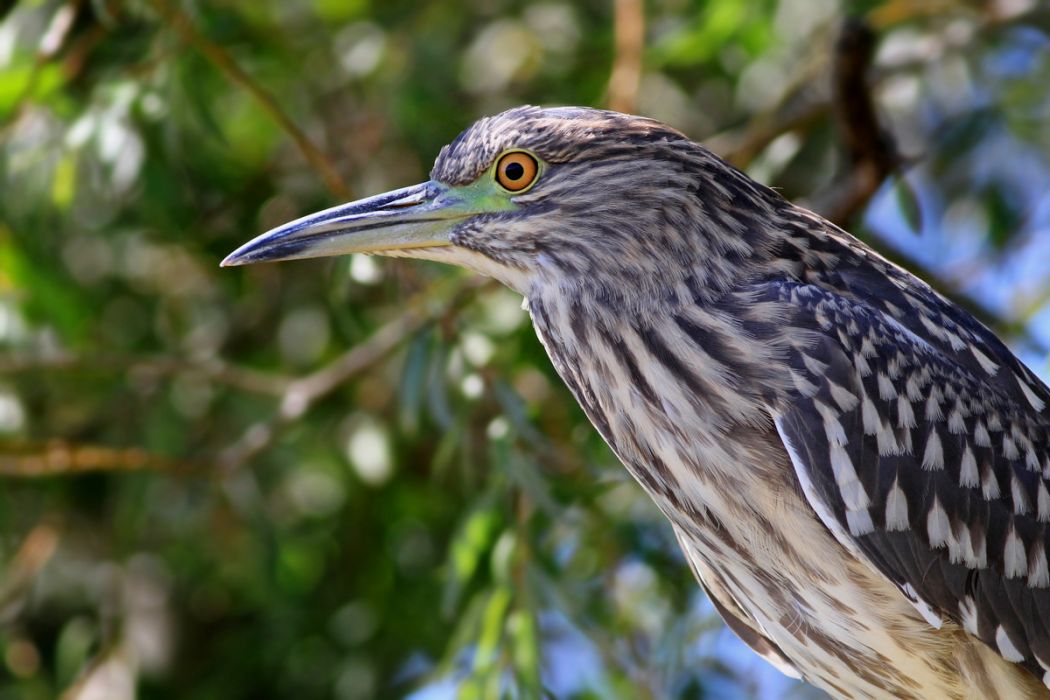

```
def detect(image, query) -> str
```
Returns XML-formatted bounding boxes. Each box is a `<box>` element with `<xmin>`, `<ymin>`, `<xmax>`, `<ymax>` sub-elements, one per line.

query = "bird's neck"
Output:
<box><xmin>526</xmin><ymin>278</ymin><xmax>796</xmax><ymax>533</ymax></box>
<box><xmin>526</xmin><ymin>274</ymin><xmax>782</xmax><ymax>431</ymax></box>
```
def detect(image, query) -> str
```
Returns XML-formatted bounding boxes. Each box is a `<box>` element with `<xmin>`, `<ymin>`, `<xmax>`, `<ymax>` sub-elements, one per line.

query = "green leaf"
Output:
<box><xmin>984</xmin><ymin>185</ymin><xmax>1021</xmax><ymax>250</ymax></box>
<box><xmin>443</xmin><ymin>504</ymin><xmax>503</xmax><ymax>616</ymax></box>
<box><xmin>399</xmin><ymin>329</ymin><xmax>433</xmax><ymax>434</ymax></box>
<box><xmin>893</xmin><ymin>175</ymin><xmax>923</xmax><ymax>234</ymax></box>
<box><xmin>472</xmin><ymin>585</ymin><xmax>511</xmax><ymax>673</ymax></box>
<box><xmin>508</xmin><ymin>607</ymin><xmax>541</xmax><ymax>697</ymax></box>
<box><xmin>0</xmin><ymin>233</ymin><xmax>91</xmax><ymax>342</ymax></box>
<box><xmin>50</xmin><ymin>153</ymin><xmax>77</xmax><ymax>211</ymax></box>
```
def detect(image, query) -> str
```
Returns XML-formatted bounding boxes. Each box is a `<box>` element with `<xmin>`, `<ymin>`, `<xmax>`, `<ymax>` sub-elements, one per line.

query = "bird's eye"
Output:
<box><xmin>494</xmin><ymin>151</ymin><xmax>539</xmax><ymax>192</ymax></box>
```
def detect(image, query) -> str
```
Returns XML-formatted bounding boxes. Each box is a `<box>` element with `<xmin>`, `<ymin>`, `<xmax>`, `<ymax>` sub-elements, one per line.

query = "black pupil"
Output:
<box><xmin>504</xmin><ymin>161</ymin><xmax>525</xmax><ymax>181</ymax></box>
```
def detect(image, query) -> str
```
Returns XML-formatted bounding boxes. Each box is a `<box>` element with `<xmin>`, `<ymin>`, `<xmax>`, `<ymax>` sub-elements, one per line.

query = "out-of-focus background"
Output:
<box><xmin>1</xmin><ymin>0</ymin><xmax>1049</xmax><ymax>698</ymax></box>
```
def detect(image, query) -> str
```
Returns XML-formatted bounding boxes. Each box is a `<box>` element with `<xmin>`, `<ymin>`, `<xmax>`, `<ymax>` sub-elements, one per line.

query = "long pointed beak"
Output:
<box><xmin>221</xmin><ymin>181</ymin><xmax>472</xmax><ymax>267</ymax></box>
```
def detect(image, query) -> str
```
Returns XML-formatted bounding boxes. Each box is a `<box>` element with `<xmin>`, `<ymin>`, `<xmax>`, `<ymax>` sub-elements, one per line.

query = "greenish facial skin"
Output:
<box><xmin>221</xmin><ymin>156</ymin><xmax>539</xmax><ymax>268</ymax></box>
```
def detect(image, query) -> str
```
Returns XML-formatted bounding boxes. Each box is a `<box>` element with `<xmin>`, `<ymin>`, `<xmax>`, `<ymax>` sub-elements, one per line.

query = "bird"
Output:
<box><xmin>223</xmin><ymin>106</ymin><xmax>1050</xmax><ymax>699</ymax></box>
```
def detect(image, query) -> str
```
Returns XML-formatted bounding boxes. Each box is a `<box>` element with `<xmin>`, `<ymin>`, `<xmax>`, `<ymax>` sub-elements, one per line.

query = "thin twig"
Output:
<box><xmin>0</xmin><ymin>441</ymin><xmax>194</xmax><ymax>477</ymax></box>
<box><xmin>218</xmin><ymin>276</ymin><xmax>491</xmax><ymax>471</ymax></box>
<box><xmin>146</xmin><ymin>0</ymin><xmax>350</xmax><ymax>200</ymax></box>
<box><xmin>1</xmin><ymin>279</ymin><xmax>487</xmax><ymax>476</ymax></box>
<box><xmin>867</xmin><ymin>0</ymin><xmax>962</xmax><ymax>28</ymax></box>
<box><xmin>0</xmin><ymin>0</ymin><xmax>84</xmax><ymax>136</ymax></box>
<box><xmin>0</xmin><ymin>523</ymin><xmax>61</xmax><ymax>620</ymax></box>
<box><xmin>60</xmin><ymin>641</ymin><xmax>136</xmax><ymax>700</ymax></box>
<box><xmin>0</xmin><ymin>352</ymin><xmax>292</xmax><ymax>396</ymax></box>
<box><xmin>707</xmin><ymin>40</ymin><xmax>834</xmax><ymax>169</ymax></box>
<box><xmin>714</xmin><ymin>100</ymin><xmax>829</xmax><ymax>169</ymax></box>
<box><xmin>607</xmin><ymin>0</ymin><xmax>645</xmax><ymax>114</ymax></box>
<box><xmin>2</xmin><ymin>278</ymin><xmax>489</xmax><ymax>476</ymax></box>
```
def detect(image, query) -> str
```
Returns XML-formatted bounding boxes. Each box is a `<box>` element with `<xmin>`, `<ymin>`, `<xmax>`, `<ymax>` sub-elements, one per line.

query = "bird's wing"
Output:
<box><xmin>756</xmin><ymin>280</ymin><xmax>1050</xmax><ymax>683</ymax></box>
<box><xmin>817</xmin><ymin>234</ymin><xmax>1050</xmax><ymax>411</ymax></box>
<box><xmin>672</xmin><ymin>525</ymin><xmax>801</xmax><ymax>680</ymax></box>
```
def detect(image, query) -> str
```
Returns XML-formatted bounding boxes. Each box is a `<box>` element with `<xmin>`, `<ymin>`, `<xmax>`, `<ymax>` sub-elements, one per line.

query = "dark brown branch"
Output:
<box><xmin>833</xmin><ymin>19</ymin><xmax>895</xmax><ymax>171</ymax></box>
<box><xmin>811</xmin><ymin>18</ymin><xmax>899</xmax><ymax>226</ymax></box>
<box><xmin>802</xmin><ymin>19</ymin><xmax>1047</xmax><ymax>356</ymax></box>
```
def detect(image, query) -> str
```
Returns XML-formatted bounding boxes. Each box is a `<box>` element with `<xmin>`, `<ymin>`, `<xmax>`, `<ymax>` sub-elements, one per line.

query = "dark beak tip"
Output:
<box><xmin>221</xmin><ymin>238</ymin><xmax>269</xmax><ymax>266</ymax></box>
<box><xmin>220</xmin><ymin>249</ymin><xmax>255</xmax><ymax>267</ymax></box>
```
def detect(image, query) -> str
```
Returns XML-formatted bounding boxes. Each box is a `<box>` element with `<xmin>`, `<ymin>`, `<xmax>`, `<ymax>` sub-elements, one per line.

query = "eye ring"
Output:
<box><xmin>494</xmin><ymin>151</ymin><xmax>539</xmax><ymax>192</ymax></box>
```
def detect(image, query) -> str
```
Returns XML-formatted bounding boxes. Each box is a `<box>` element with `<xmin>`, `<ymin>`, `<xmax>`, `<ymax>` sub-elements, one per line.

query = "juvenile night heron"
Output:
<box><xmin>224</xmin><ymin>106</ymin><xmax>1050</xmax><ymax>698</ymax></box>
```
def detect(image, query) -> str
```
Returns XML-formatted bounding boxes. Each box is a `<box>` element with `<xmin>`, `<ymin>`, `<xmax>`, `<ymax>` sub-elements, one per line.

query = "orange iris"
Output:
<box><xmin>495</xmin><ymin>151</ymin><xmax>539</xmax><ymax>192</ymax></box>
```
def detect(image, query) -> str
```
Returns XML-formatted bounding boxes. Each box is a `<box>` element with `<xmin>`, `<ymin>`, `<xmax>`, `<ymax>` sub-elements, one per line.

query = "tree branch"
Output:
<box><xmin>808</xmin><ymin>17</ymin><xmax>899</xmax><ymax>226</ymax></box>
<box><xmin>799</xmin><ymin>18</ymin><xmax>1048</xmax><ymax>356</ymax></box>
<box><xmin>0</xmin><ymin>352</ymin><xmax>292</xmax><ymax>396</ymax></box>
<box><xmin>0</xmin><ymin>523</ymin><xmax>60</xmax><ymax>621</ymax></box>
<box><xmin>146</xmin><ymin>0</ymin><xmax>351</xmax><ymax>200</ymax></box>
<box><xmin>607</xmin><ymin>0</ymin><xmax>645</xmax><ymax>114</ymax></box>
<box><xmin>714</xmin><ymin>99</ymin><xmax>829</xmax><ymax>170</ymax></box>
<box><xmin>218</xmin><ymin>276</ymin><xmax>491</xmax><ymax>471</ymax></box>
<box><xmin>0</xmin><ymin>442</ymin><xmax>194</xmax><ymax>477</ymax></box>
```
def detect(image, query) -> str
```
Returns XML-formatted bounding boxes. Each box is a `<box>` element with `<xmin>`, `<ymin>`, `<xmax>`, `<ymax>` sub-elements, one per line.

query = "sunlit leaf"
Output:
<box><xmin>50</xmin><ymin>153</ymin><xmax>76</xmax><ymax>210</ymax></box>
<box><xmin>893</xmin><ymin>174</ymin><xmax>922</xmax><ymax>234</ymax></box>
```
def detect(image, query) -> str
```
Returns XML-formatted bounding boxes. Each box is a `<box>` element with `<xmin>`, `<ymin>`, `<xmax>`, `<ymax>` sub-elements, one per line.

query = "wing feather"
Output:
<box><xmin>757</xmin><ymin>279</ymin><xmax>1050</xmax><ymax>683</ymax></box>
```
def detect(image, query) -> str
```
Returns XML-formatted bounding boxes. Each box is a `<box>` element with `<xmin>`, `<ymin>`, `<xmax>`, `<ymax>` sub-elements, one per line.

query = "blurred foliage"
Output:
<box><xmin>0</xmin><ymin>0</ymin><xmax>1048</xmax><ymax>698</ymax></box>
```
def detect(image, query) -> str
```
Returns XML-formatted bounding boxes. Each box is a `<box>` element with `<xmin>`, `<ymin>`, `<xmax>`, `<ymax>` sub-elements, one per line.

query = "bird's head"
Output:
<box><xmin>223</xmin><ymin>106</ymin><xmax>782</xmax><ymax>297</ymax></box>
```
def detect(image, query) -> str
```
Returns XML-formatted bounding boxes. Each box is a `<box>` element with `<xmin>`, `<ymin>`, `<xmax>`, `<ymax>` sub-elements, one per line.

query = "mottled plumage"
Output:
<box><xmin>225</xmin><ymin>106</ymin><xmax>1050</xmax><ymax>699</ymax></box>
